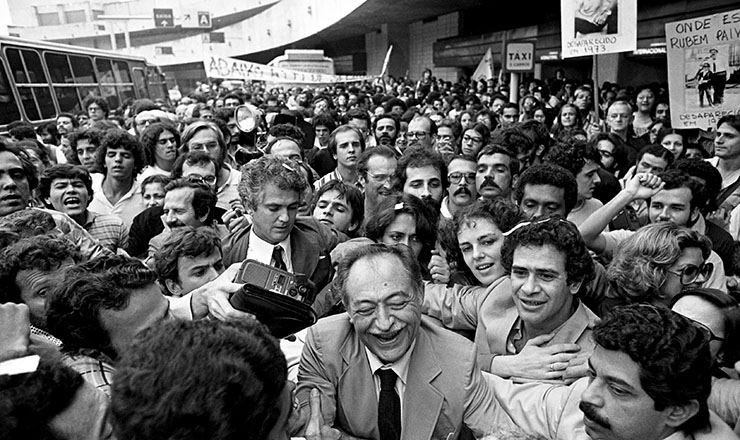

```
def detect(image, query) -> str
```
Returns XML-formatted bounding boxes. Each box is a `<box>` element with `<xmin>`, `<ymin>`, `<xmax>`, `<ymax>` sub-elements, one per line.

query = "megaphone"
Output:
<box><xmin>234</xmin><ymin>104</ymin><xmax>263</xmax><ymax>133</ymax></box>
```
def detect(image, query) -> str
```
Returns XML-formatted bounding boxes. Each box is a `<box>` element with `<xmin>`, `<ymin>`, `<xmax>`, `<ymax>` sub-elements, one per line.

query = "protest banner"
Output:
<box><xmin>203</xmin><ymin>54</ymin><xmax>370</xmax><ymax>84</ymax></box>
<box><xmin>471</xmin><ymin>48</ymin><xmax>494</xmax><ymax>81</ymax></box>
<box><xmin>560</xmin><ymin>0</ymin><xmax>636</xmax><ymax>58</ymax></box>
<box><xmin>666</xmin><ymin>9</ymin><xmax>740</xmax><ymax>129</ymax></box>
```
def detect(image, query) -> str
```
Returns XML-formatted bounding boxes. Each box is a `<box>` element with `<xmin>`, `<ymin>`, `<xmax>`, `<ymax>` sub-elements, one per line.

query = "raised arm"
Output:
<box><xmin>579</xmin><ymin>173</ymin><xmax>664</xmax><ymax>254</ymax></box>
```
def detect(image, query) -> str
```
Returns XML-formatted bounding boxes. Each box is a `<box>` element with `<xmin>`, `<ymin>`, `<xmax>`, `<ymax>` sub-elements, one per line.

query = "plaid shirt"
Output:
<box><xmin>84</xmin><ymin>210</ymin><xmax>128</xmax><ymax>253</ymax></box>
<box><xmin>62</xmin><ymin>350</ymin><xmax>115</xmax><ymax>398</ymax></box>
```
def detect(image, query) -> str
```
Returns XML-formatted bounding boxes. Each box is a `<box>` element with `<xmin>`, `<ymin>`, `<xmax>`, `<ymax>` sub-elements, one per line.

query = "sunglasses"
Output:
<box><xmin>666</xmin><ymin>263</ymin><xmax>713</xmax><ymax>286</ymax></box>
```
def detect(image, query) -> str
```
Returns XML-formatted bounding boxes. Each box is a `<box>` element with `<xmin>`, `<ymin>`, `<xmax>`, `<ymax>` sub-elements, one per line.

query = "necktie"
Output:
<box><xmin>377</xmin><ymin>369</ymin><xmax>401</xmax><ymax>440</ymax></box>
<box><xmin>272</xmin><ymin>245</ymin><xmax>286</xmax><ymax>271</ymax></box>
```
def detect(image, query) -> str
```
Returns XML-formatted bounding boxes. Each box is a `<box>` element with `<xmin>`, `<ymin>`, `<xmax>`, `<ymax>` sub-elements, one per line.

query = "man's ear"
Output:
<box><xmin>165</xmin><ymin>279</ymin><xmax>183</xmax><ymax>296</ymax></box>
<box><xmin>690</xmin><ymin>206</ymin><xmax>701</xmax><ymax>224</ymax></box>
<box><xmin>663</xmin><ymin>400</ymin><xmax>700</xmax><ymax>428</ymax></box>
<box><xmin>568</xmin><ymin>279</ymin><xmax>583</xmax><ymax>295</ymax></box>
<box><xmin>511</xmin><ymin>174</ymin><xmax>519</xmax><ymax>192</ymax></box>
<box><xmin>348</xmin><ymin>219</ymin><xmax>361</xmax><ymax>234</ymax></box>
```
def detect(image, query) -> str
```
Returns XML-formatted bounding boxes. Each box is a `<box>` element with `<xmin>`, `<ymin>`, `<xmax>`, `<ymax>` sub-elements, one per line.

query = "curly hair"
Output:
<box><xmin>267</xmin><ymin>123</ymin><xmax>305</xmax><ymax>147</ymax></box>
<box><xmin>543</xmin><ymin>139</ymin><xmax>601</xmax><ymax>177</ymax></box>
<box><xmin>514</xmin><ymin>164</ymin><xmax>578</xmax><ymax>216</ymax></box>
<box><xmin>0</xmin><ymin>208</ymin><xmax>56</xmax><ymax>237</ymax></box>
<box><xmin>491</xmin><ymin>127</ymin><xmax>536</xmax><ymax>165</ymax></box>
<box><xmin>363</xmin><ymin>193</ymin><xmax>437</xmax><ymax>273</ymax></box>
<box><xmin>238</xmin><ymin>155</ymin><xmax>307</xmax><ymax>212</ymax></box>
<box><xmin>594</xmin><ymin>304</ymin><xmax>711</xmax><ymax>435</ymax></box>
<box><xmin>46</xmin><ymin>255</ymin><xmax>157</xmax><ymax>359</ymax></box>
<box><xmin>110</xmin><ymin>319</ymin><xmax>287</xmax><ymax>440</ymax></box>
<box><xmin>154</xmin><ymin>226</ymin><xmax>222</xmax><ymax>292</ymax></box>
<box><xmin>66</xmin><ymin>127</ymin><xmax>105</xmax><ymax>165</ymax></box>
<box><xmin>501</xmin><ymin>217</ymin><xmax>595</xmax><ymax>288</ymax></box>
<box><xmin>0</xmin><ymin>235</ymin><xmax>79</xmax><ymax>303</ymax></box>
<box><xmin>396</xmin><ymin>146</ymin><xmax>447</xmax><ymax>190</ymax></box>
<box><xmin>83</xmin><ymin>96</ymin><xmax>109</xmax><ymax>116</ymax></box>
<box><xmin>140</xmin><ymin>122</ymin><xmax>181</xmax><ymax>166</ymax></box>
<box><xmin>655</xmin><ymin>169</ymin><xmax>706</xmax><ymax>214</ymax></box>
<box><xmin>606</xmin><ymin>222</ymin><xmax>712</xmax><ymax>305</ymax></box>
<box><xmin>95</xmin><ymin>129</ymin><xmax>147</xmax><ymax>178</ymax></box>
<box><xmin>0</xmin><ymin>358</ymin><xmax>84</xmax><ymax>439</ymax></box>
<box><xmin>38</xmin><ymin>164</ymin><xmax>94</xmax><ymax>203</ymax></box>
<box><xmin>452</xmin><ymin>198</ymin><xmax>523</xmax><ymax>283</ymax></box>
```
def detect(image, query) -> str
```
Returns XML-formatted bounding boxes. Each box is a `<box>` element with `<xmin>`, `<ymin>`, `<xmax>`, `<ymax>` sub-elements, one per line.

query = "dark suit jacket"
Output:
<box><xmin>222</xmin><ymin>216</ymin><xmax>341</xmax><ymax>295</ymax></box>
<box><xmin>296</xmin><ymin>314</ymin><xmax>499</xmax><ymax>440</ymax></box>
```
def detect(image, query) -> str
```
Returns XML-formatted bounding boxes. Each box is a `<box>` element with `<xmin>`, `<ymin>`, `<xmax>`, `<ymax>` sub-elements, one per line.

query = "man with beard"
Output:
<box><xmin>357</xmin><ymin>146</ymin><xmax>398</xmax><ymax>223</ymax></box>
<box><xmin>397</xmin><ymin>147</ymin><xmax>446</xmax><ymax>213</ymax></box>
<box><xmin>312</xmin><ymin>125</ymin><xmax>365</xmax><ymax>191</ymax></box>
<box><xmin>476</xmin><ymin>145</ymin><xmax>520</xmax><ymax>201</ymax></box>
<box><xmin>441</xmin><ymin>155</ymin><xmax>477</xmax><ymax>220</ymax></box>
<box><xmin>487</xmin><ymin>304</ymin><xmax>737</xmax><ymax>440</ymax></box>
<box><xmin>373</xmin><ymin>113</ymin><xmax>400</xmax><ymax>149</ymax></box>
<box><xmin>56</xmin><ymin>113</ymin><xmax>78</xmax><ymax>154</ymax></box>
<box><xmin>406</xmin><ymin>115</ymin><xmax>437</xmax><ymax>150</ymax></box>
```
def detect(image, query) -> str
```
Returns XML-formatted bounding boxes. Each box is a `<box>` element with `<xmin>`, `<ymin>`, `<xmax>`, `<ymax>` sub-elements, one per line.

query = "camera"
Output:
<box><xmin>234</xmin><ymin>259</ymin><xmax>316</xmax><ymax>304</ymax></box>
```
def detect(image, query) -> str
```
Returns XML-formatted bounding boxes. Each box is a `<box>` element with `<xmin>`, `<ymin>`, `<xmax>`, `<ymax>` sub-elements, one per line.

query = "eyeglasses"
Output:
<box><xmin>666</xmin><ymin>263</ymin><xmax>713</xmax><ymax>286</ymax></box>
<box><xmin>691</xmin><ymin>319</ymin><xmax>726</xmax><ymax>343</ymax></box>
<box><xmin>462</xmin><ymin>135</ymin><xmax>483</xmax><ymax>143</ymax></box>
<box><xmin>406</xmin><ymin>131</ymin><xmax>428</xmax><ymax>140</ymax></box>
<box><xmin>186</xmin><ymin>174</ymin><xmax>217</xmax><ymax>185</ymax></box>
<box><xmin>448</xmin><ymin>172</ymin><xmax>476</xmax><ymax>183</ymax></box>
<box><xmin>367</xmin><ymin>172</ymin><xmax>398</xmax><ymax>184</ymax></box>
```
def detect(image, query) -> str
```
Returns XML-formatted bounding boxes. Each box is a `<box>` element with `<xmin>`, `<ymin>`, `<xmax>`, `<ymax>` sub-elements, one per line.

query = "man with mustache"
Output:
<box><xmin>476</xmin><ymin>145</ymin><xmax>520</xmax><ymax>201</ymax></box>
<box><xmin>357</xmin><ymin>146</ymin><xmax>398</xmax><ymax>225</ymax></box>
<box><xmin>441</xmin><ymin>155</ymin><xmax>478</xmax><ymax>220</ymax></box>
<box><xmin>487</xmin><ymin>304</ymin><xmax>737</xmax><ymax>440</ymax></box>
<box><xmin>146</xmin><ymin>179</ymin><xmax>225</xmax><ymax>266</ymax></box>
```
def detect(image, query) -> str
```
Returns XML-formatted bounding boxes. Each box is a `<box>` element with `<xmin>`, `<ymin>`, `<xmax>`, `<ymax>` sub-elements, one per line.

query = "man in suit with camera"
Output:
<box><xmin>294</xmin><ymin>244</ymin><xmax>499</xmax><ymax>440</ymax></box>
<box><xmin>222</xmin><ymin>155</ymin><xmax>342</xmax><ymax>296</ymax></box>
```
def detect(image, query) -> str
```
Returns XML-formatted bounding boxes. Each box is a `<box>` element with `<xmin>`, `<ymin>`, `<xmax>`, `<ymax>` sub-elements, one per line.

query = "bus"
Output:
<box><xmin>0</xmin><ymin>36</ymin><xmax>169</xmax><ymax>130</ymax></box>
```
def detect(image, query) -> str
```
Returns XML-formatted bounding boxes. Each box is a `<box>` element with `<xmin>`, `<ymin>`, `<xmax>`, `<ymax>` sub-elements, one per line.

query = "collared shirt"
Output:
<box><xmin>365</xmin><ymin>340</ymin><xmax>416</xmax><ymax>424</ymax></box>
<box><xmin>313</xmin><ymin>169</ymin><xmax>362</xmax><ymax>192</ymax></box>
<box><xmin>440</xmin><ymin>196</ymin><xmax>453</xmax><ymax>220</ymax></box>
<box><xmin>216</xmin><ymin>164</ymin><xmax>242</xmax><ymax>211</ymax></box>
<box><xmin>61</xmin><ymin>351</ymin><xmax>116</xmax><ymax>398</ymax></box>
<box><xmin>89</xmin><ymin>178</ymin><xmax>146</xmax><ymax>229</ymax></box>
<box><xmin>84</xmin><ymin>210</ymin><xmax>128</xmax><ymax>252</ymax></box>
<box><xmin>247</xmin><ymin>227</ymin><xmax>293</xmax><ymax>272</ymax></box>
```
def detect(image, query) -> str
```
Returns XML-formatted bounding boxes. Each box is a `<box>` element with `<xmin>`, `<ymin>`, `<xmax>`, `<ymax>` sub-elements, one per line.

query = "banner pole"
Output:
<box><xmin>592</xmin><ymin>54</ymin><xmax>600</xmax><ymax>127</ymax></box>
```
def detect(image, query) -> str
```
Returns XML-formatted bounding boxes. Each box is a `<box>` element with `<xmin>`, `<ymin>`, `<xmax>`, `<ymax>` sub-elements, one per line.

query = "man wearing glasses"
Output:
<box><xmin>406</xmin><ymin>116</ymin><xmax>437</xmax><ymax>150</ymax></box>
<box><xmin>357</xmin><ymin>146</ymin><xmax>398</xmax><ymax>224</ymax></box>
<box><xmin>580</xmin><ymin>170</ymin><xmax>727</xmax><ymax>293</ymax></box>
<box><xmin>440</xmin><ymin>155</ymin><xmax>478</xmax><ymax>220</ymax></box>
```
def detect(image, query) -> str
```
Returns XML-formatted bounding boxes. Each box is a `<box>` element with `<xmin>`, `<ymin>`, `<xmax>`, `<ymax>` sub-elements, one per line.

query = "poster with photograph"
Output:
<box><xmin>666</xmin><ymin>9</ymin><xmax>740</xmax><ymax>129</ymax></box>
<box><xmin>560</xmin><ymin>0</ymin><xmax>636</xmax><ymax>58</ymax></box>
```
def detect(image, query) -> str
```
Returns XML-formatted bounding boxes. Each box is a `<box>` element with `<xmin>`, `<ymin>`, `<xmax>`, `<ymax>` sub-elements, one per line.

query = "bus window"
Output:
<box><xmin>34</xmin><ymin>87</ymin><xmax>55</xmax><ymax>119</ymax></box>
<box><xmin>70</xmin><ymin>55</ymin><xmax>95</xmax><ymax>83</ymax></box>
<box><xmin>45</xmin><ymin>52</ymin><xmax>73</xmax><ymax>83</ymax></box>
<box><xmin>132</xmin><ymin>68</ymin><xmax>147</xmax><ymax>99</ymax></box>
<box><xmin>22</xmin><ymin>50</ymin><xmax>45</xmax><ymax>84</ymax></box>
<box><xmin>6</xmin><ymin>49</ymin><xmax>28</xmax><ymax>83</ymax></box>
<box><xmin>0</xmin><ymin>63</ymin><xmax>21</xmax><ymax>125</ymax></box>
<box><xmin>95</xmin><ymin>58</ymin><xmax>114</xmax><ymax>84</ymax></box>
<box><xmin>112</xmin><ymin>60</ymin><xmax>131</xmax><ymax>83</ymax></box>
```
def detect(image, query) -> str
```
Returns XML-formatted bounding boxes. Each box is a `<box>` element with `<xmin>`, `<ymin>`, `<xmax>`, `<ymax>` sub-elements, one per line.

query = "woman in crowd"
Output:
<box><xmin>590</xmin><ymin>132</ymin><xmax>629</xmax><ymax>178</ymax></box>
<box><xmin>458</xmin><ymin>109</ymin><xmax>475</xmax><ymax>132</ymax></box>
<box><xmin>632</xmin><ymin>85</ymin><xmax>657</xmax><ymax>138</ymax></box>
<box><xmin>657</xmin><ymin>127</ymin><xmax>686</xmax><ymax>160</ymax></box>
<box><xmin>460</xmin><ymin>122</ymin><xmax>490</xmax><ymax>158</ymax></box>
<box><xmin>550</xmin><ymin>103</ymin><xmax>583</xmax><ymax>142</ymax></box>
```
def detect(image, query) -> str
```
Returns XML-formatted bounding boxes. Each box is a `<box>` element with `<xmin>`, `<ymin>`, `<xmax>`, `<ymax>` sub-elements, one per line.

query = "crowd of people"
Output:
<box><xmin>2</xmin><ymin>67</ymin><xmax>740</xmax><ymax>440</ymax></box>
